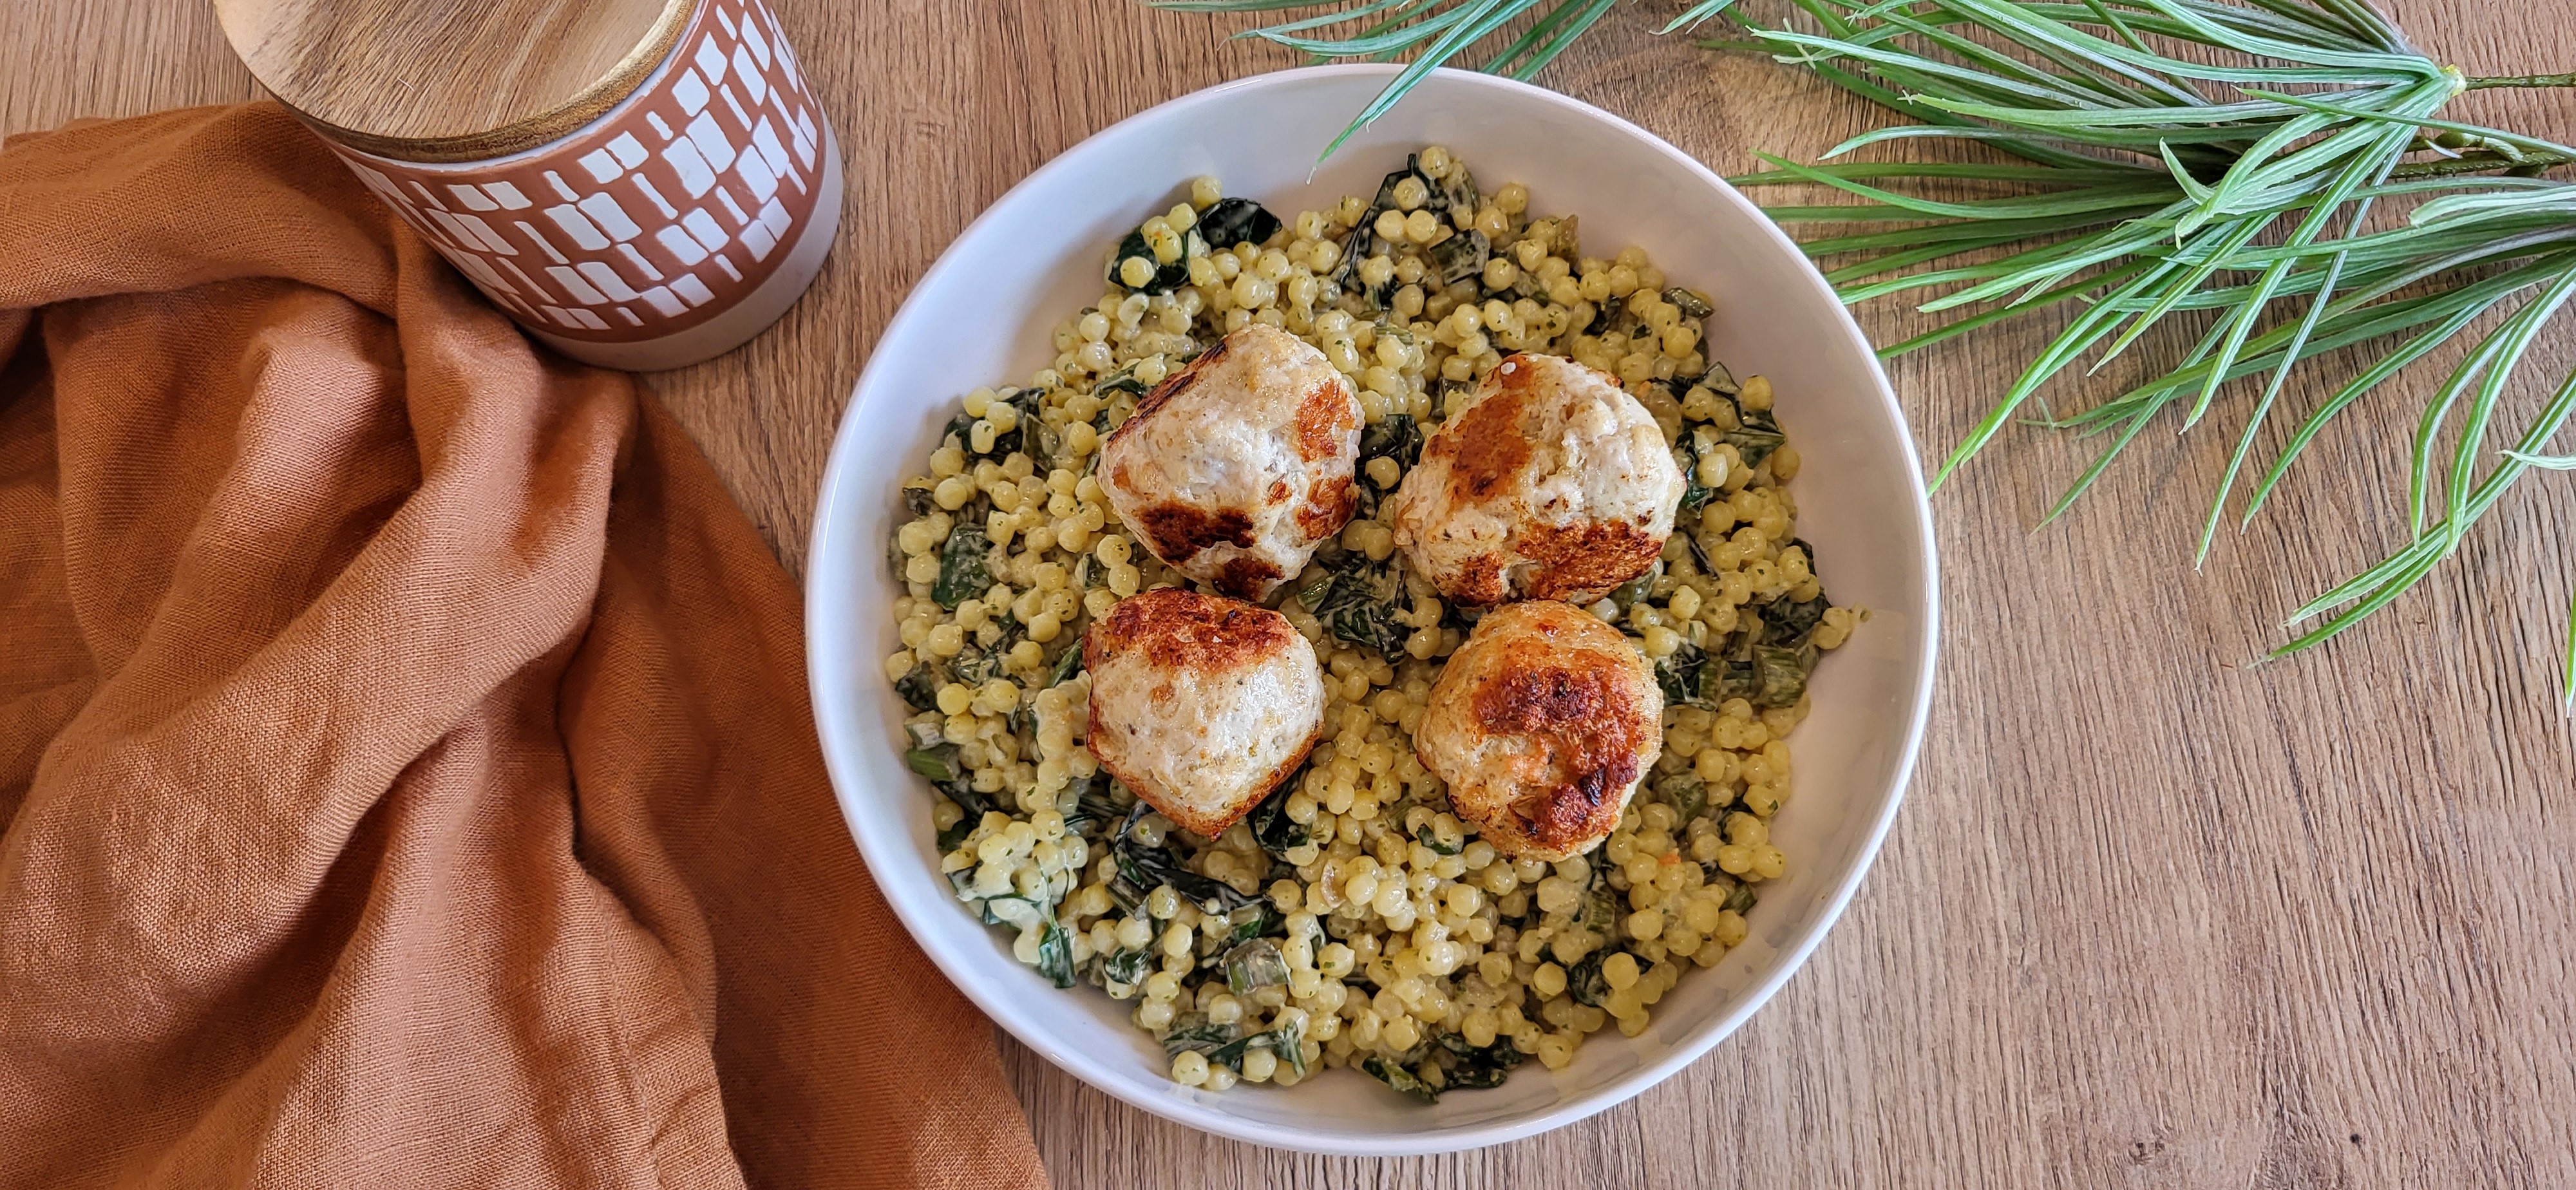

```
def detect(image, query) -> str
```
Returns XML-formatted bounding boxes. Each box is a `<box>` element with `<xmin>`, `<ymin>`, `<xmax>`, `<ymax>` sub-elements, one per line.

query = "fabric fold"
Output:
<box><xmin>0</xmin><ymin>102</ymin><xmax>1044</xmax><ymax>1190</ymax></box>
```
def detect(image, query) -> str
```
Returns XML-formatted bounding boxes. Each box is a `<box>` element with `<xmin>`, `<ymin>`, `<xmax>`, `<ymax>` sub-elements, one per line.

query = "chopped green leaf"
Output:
<box><xmin>1433</xmin><ymin>161</ymin><xmax>1477</xmax><ymax>214</ymax></box>
<box><xmin>947</xmin><ymin>387</ymin><xmax>1045</xmax><ymax>462</ymax></box>
<box><xmin>1565</xmin><ymin>950</ymin><xmax>1611</xmax><ymax>1008</ymax></box>
<box><xmin>935</xmin><ymin>809</ymin><xmax>978</xmax><ymax>854</ymax></box>
<box><xmin>1265</xmin><ymin>1017</ymin><xmax>1311</xmax><ymax>1077</ymax></box>
<box><xmin>1093</xmin><ymin>362</ymin><xmax>1151</xmax><ymax>399</ymax></box>
<box><xmin>1723</xmin><ymin>881</ymin><xmax>1757</xmax><ymax>917</ymax></box>
<box><xmin>1752</xmin><ymin>642</ymin><xmax>1816</xmax><ymax>709</ymax></box>
<box><xmin>1108</xmin><ymin>804</ymin><xmax>1256</xmax><ymax>912</ymax></box>
<box><xmin>1672</xmin><ymin>425</ymin><xmax>1717</xmax><ymax>514</ymax></box>
<box><xmin>911</xmin><ymin>738</ymin><xmax>994</xmax><ymax>851</ymax></box>
<box><xmin>1654</xmin><ymin>636</ymin><xmax>1712</xmax><ymax>710</ymax></box>
<box><xmin>906</xmin><ymin>744</ymin><xmax>962</xmax><ymax>784</ymax></box>
<box><xmin>1223</xmin><ymin>901</ymin><xmax>1283</xmax><ymax>947</ymax></box>
<box><xmin>1690</xmin><ymin>596</ymin><xmax>1832</xmax><ymax>710</ymax></box>
<box><xmin>1102</xmin><ymin>947</ymin><xmax>1153</xmax><ymax>988</ymax></box>
<box><xmin>1296</xmin><ymin>549</ymin><xmax>1412</xmax><ymax>656</ymax></box>
<box><xmin>1191</xmin><ymin>1017</ymin><xmax>1308</xmax><ymax>1077</ymax></box>
<box><xmin>1223</xmin><ymin>938</ymin><xmax>1289</xmax><ymax>996</ymax></box>
<box><xmin>1353</xmin><ymin>411</ymin><xmax>1421</xmax><ymax>519</ymax></box>
<box><xmin>1761</xmin><ymin>590</ymin><xmax>1830</xmax><ymax>647</ymax></box>
<box><xmin>951</xmin><ymin>616</ymin><xmax>1024</xmax><ymax>687</ymax></box>
<box><xmin>894</xmin><ymin>664</ymin><xmax>939</xmax><ymax>712</ymax></box>
<box><xmin>1059</xmin><ymin>771</ymin><xmax>1126</xmax><ymax>838</ymax></box>
<box><xmin>978</xmin><ymin>891</ymin><xmax>1077</xmax><ymax>988</ymax></box>
<box><xmin>1723</xmin><ymin>396</ymin><xmax>1785</xmax><ymax>469</ymax></box>
<box><xmin>932</xmin><ymin>522</ymin><xmax>993</xmax><ymax>609</ymax></box>
<box><xmin>1160</xmin><ymin>1012</ymin><xmax>1240</xmax><ymax>1057</ymax></box>
<box><xmin>1358</xmin><ymin>411</ymin><xmax>1423</xmax><ymax>474</ymax></box>
<box><xmin>1584</xmin><ymin>291</ymin><xmax>1642</xmax><ymax>338</ymax></box>
<box><xmin>1288</xmin><ymin>910</ymin><xmax>1324</xmax><ymax>959</ymax></box>
<box><xmin>1108</xmin><ymin>226</ymin><xmax>1200</xmax><ymax>295</ymax></box>
<box><xmin>975</xmin><ymin>892</ymin><xmax>1039</xmax><ymax>929</ymax></box>
<box><xmin>1430</xmin><ymin>229</ymin><xmax>1490</xmax><ymax>286</ymax></box>
<box><xmin>1608</xmin><ymin>561</ymin><xmax>1662</xmax><ymax>614</ymax></box>
<box><xmin>1582</xmin><ymin>865</ymin><xmax>1622</xmax><ymax>937</ymax></box>
<box><xmin>1197</xmin><ymin>197</ymin><xmax>1282</xmax><ymax>250</ymax></box>
<box><xmin>1249</xmin><ymin>785</ymin><xmax>1311</xmax><ymax>859</ymax></box>
<box><xmin>1652</xmin><ymin>770</ymin><xmax>1709</xmax><ymax>825</ymax></box>
<box><xmin>1360</xmin><ymin>1055</ymin><xmax>1440</xmax><ymax>1104</ymax></box>
<box><xmin>1332</xmin><ymin>155</ymin><xmax>1441</xmax><ymax>307</ymax></box>
<box><xmin>1049</xmin><ymin>639</ymin><xmax>1086</xmax><ymax>686</ymax></box>
<box><xmin>1432</xmin><ymin>1034</ymin><xmax>1524</xmax><ymax>1090</ymax></box>
<box><xmin>1036</xmin><ymin>914</ymin><xmax>1075</xmax><ymax>988</ymax></box>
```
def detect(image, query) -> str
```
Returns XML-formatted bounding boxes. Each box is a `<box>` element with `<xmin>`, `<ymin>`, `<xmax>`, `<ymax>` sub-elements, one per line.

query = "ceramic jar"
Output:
<box><xmin>220</xmin><ymin>0</ymin><xmax>840</xmax><ymax>369</ymax></box>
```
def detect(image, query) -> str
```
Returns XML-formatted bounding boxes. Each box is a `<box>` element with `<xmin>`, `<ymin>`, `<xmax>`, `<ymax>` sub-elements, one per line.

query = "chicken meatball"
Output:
<box><xmin>1100</xmin><ymin>323</ymin><xmax>1362</xmax><ymax>601</ymax></box>
<box><xmin>1414</xmin><ymin>600</ymin><xmax>1662</xmax><ymax>861</ymax></box>
<box><xmin>1084</xmin><ymin>587</ymin><xmax>1326</xmax><ymax>838</ymax></box>
<box><xmin>1388</xmin><ymin>352</ymin><xmax>1683</xmax><ymax>607</ymax></box>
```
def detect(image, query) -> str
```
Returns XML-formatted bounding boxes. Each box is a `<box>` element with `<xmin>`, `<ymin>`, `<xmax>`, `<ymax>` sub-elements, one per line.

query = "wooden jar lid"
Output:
<box><xmin>214</xmin><ymin>0</ymin><xmax>695</xmax><ymax>162</ymax></box>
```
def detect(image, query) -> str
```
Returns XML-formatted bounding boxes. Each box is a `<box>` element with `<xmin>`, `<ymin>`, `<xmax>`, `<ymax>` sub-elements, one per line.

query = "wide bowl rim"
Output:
<box><xmin>806</xmin><ymin>62</ymin><xmax>1940</xmax><ymax>1155</ymax></box>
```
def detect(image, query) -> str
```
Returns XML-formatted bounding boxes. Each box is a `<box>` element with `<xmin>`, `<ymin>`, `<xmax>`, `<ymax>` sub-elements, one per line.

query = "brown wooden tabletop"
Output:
<box><xmin>8</xmin><ymin>1</ymin><xmax>2574</xmax><ymax>1185</ymax></box>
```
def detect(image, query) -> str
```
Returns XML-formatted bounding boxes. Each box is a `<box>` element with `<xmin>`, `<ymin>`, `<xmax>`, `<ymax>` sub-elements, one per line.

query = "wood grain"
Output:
<box><xmin>211</xmin><ymin>0</ymin><xmax>681</xmax><ymax>155</ymax></box>
<box><xmin>8</xmin><ymin>1</ymin><xmax>2575</xmax><ymax>1185</ymax></box>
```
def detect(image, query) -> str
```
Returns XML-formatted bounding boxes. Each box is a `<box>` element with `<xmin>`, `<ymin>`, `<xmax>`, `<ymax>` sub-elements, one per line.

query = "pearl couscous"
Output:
<box><xmin>885</xmin><ymin>149</ymin><xmax>1856</xmax><ymax>1100</ymax></box>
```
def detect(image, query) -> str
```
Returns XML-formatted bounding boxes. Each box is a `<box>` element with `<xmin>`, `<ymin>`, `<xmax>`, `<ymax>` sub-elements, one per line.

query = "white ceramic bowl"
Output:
<box><xmin>807</xmin><ymin>64</ymin><xmax>1937</xmax><ymax>1155</ymax></box>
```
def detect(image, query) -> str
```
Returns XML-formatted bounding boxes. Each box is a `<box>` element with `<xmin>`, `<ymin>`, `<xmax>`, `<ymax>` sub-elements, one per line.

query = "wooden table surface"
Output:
<box><xmin>9</xmin><ymin>1</ymin><xmax>2574</xmax><ymax>1185</ymax></box>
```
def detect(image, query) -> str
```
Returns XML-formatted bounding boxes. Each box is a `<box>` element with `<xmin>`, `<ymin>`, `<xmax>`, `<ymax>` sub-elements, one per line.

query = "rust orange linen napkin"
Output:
<box><xmin>0</xmin><ymin>103</ymin><xmax>1045</xmax><ymax>1189</ymax></box>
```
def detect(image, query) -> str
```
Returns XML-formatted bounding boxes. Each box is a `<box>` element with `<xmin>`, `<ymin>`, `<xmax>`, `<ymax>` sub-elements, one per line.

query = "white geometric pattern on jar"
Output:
<box><xmin>325</xmin><ymin>0</ymin><xmax>827</xmax><ymax>342</ymax></box>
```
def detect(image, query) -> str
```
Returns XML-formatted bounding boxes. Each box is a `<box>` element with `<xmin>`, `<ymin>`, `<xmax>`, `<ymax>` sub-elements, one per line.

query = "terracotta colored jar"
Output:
<box><xmin>215</xmin><ymin>0</ymin><xmax>840</xmax><ymax>370</ymax></box>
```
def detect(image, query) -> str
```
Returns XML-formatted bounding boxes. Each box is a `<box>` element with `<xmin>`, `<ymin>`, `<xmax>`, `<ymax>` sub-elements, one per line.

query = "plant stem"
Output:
<box><xmin>2468</xmin><ymin>71</ymin><xmax>2576</xmax><ymax>89</ymax></box>
<box><xmin>2392</xmin><ymin>152</ymin><xmax>2576</xmax><ymax>179</ymax></box>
